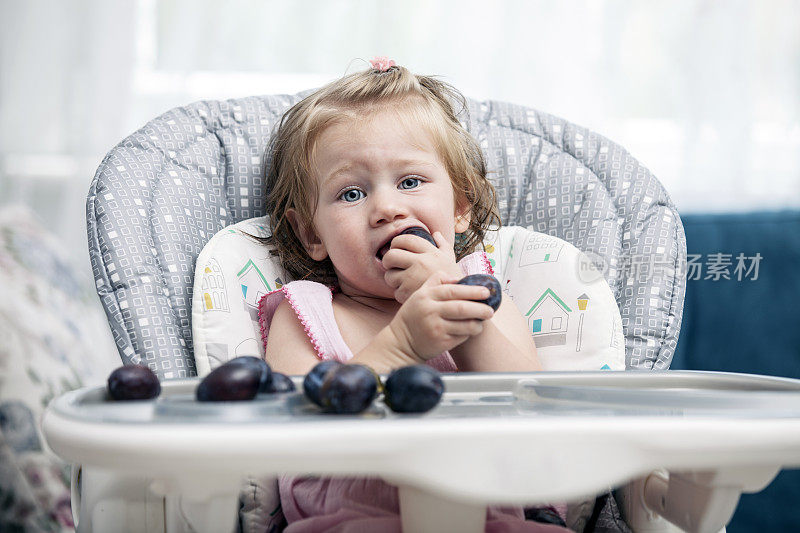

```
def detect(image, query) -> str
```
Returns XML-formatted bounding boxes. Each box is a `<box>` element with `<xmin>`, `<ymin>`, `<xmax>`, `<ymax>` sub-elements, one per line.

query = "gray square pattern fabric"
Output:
<box><xmin>87</xmin><ymin>94</ymin><xmax>686</xmax><ymax>379</ymax></box>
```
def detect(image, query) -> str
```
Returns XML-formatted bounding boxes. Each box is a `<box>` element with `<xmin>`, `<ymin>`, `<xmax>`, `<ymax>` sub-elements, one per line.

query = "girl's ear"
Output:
<box><xmin>286</xmin><ymin>208</ymin><xmax>328</xmax><ymax>261</ymax></box>
<box><xmin>454</xmin><ymin>200</ymin><xmax>471</xmax><ymax>234</ymax></box>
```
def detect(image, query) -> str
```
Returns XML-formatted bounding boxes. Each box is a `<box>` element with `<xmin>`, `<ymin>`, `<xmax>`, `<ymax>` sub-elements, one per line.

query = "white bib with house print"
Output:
<box><xmin>483</xmin><ymin>226</ymin><xmax>625</xmax><ymax>371</ymax></box>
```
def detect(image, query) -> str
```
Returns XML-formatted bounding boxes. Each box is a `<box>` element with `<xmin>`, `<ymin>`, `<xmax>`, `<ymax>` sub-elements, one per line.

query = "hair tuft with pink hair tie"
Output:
<box><xmin>369</xmin><ymin>56</ymin><xmax>397</xmax><ymax>72</ymax></box>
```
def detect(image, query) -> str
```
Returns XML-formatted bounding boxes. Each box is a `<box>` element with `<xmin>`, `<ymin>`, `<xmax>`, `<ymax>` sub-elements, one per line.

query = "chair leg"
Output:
<box><xmin>166</xmin><ymin>475</ymin><xmax>241</xmax><ymax>533</ymax></box>
<box><xmin>73</xmin><ymin>465</ymin><xmax>165</xmax><ymax>533</ymax></box>
<box><xmin>618</xmin><ymin>467</ymin><xmax>779</xmax><ymax>533</ymax></box>
<box><xmin>398</xmin><ymin>484</ymin><xmax>486</xmax><ymax>533</ymax></box>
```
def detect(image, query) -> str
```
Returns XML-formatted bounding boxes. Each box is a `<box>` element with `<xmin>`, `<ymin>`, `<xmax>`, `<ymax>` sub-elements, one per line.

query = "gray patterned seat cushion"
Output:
<box><xmin>87</xmin><ymin>94</ymin><xmax>686</xmax><ymax>379</ymax></box>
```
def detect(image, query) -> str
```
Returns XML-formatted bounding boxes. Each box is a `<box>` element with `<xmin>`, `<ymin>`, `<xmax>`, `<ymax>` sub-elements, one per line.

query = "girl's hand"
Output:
<box><xmin>387</xmin><ymin>271</ymin><xmax>495</xmax><ymax>361</ymax></box>
<box><xmin>382</xmin><ymin>231</ymin><xmax>464</xmax><ymax>303</ymax></box>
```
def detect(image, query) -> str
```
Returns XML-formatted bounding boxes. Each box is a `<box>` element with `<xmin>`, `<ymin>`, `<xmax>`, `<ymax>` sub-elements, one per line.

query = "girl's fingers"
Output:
<box><xmin>383</xmin><ymin>268</ymin><xmax>402</xmax><ymax>289</ymax></box>
<box><xmin>443</xmin><ymin>318</ymin><xmax>486</xmax><ymax>337</ymax></box>
<box><xmin>381</xmin><ymin>248</ymin><xmax>416</xmax><ymax>270</ymax></box>
<box><xmin>431</xmin><ymin>282</ymin><xmax>490</xmax><ymax>301</ymax></box>
<box><xmin>438</xmin><ymin>300</ymin><xmax>494</xmax><ymax>321</ymax></box>
<box><xmin>421</xmin><ymin>270</ymin><xmax>460</xmax><ymax>288</ymax></box>
<box><xmin>432</xmin><ymin>231</ymin><xmax>449</xmax><ymax>249</ymax></box>
<box><xmin>389</xmin><ymin>234</ymin><xmax>435</xmax><ymax>254</ymax></box>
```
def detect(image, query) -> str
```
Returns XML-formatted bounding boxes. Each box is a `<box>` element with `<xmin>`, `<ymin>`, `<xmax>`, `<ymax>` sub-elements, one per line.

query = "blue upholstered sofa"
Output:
<box><xmin>674</xmin><ymin>210</ymin><xmax>800</xmax><ymax>532</ymax></box>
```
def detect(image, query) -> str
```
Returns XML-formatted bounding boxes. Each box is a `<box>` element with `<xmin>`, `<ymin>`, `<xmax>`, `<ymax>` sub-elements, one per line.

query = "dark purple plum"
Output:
<box><xmin>398</xmin><ymin>226</ymin><xmax>436</xmax><ymax>248</ymax></box>
<box><xmin>457</xmin><ymin>273</ymin><xmax>502</xmax><ymax>311</ymax></box>
<box><xmin>319</xmin><ymin>364</ymin><xmax>379</xmax><ymax>414</ymax></box>
<box><xmin>303</xmin><ymin>360</ymin><xmax>343</xmax><ymax>406</ymax></box>
<box><xmin>226</xmin><ymin>356</ymin><xmax>273</xmax><ymax>393</ymax></box>
<box><xmin>384</xmin><ymin>365</ymin><xmax>444</xmax><ymax>413</ymax></box>
<box><xmin>196</xmin><ymin>363</ymin><xmax>261</xmax><ymax>402</ymax></box>
<box><xmin>107</xmin><ymin>365</ymin><xmax>161</xmax><ymax>401</ymax></box>
<box><xmin>378</xmin><ymin>227</ymin><xmax>437</xmax><ymax>260</ymax></box>
<box><xmin>264</xmin><ymin>372</ymin><xmax>296</xmax><ymax>393</ymax></box>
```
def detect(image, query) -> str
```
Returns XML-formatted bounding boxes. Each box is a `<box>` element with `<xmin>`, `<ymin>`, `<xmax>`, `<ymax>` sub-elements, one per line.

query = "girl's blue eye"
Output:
<box><xmin>400</xmin><ymin>176</ymin><xmax>421</xmax><ymax>189</ymax></box>
<box><xmin>340</xmin><ymin>188</ymin><xmax>364</xmax><ymax>202</ymax></box>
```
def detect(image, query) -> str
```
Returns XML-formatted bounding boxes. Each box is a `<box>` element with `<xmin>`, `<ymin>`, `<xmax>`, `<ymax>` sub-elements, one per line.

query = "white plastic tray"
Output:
<box><xmin>43</xmin><ymin>370</ymin><xmax>800</xmax><ymax>533</ymax></box>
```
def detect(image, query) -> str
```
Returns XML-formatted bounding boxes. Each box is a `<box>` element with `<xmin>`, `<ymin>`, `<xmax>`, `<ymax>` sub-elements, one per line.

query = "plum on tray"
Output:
<box><xmin>226</xmin><ymin>356</ymin><xmax>273</xmax><ymax>393</ymax></box>
<box><xmin>303</xmin><ymin>360</ymin><xmax>343</xmax><ymax>407</ymax></box>
<box><xmin>384</xmin><ymin>365</ymin><xmax>444</xmax><ymax>413</ymax></box>
<box><xmin>196</xmin><ymin>362</ymin><xmax>262</xmax><ymax>402</ymax></box>
<box><xmin>318</xmin><ymin>364</ymin><xmax>379</xmax><ymax>414</ymax></box>
<box><xmin>107</xmin><ymin>365</ymin><xmax>161</xmax><ymax>401</ymax></box>
<box><xmin>264</xmin><ymin>372</ymin><xmax>296</xmax><ymax>393</ymax></box>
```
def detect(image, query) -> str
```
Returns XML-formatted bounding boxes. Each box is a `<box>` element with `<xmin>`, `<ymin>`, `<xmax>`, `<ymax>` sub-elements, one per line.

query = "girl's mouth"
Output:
<box><xmin>377</xmin><ymin>242</ymin><xmax>392</xmax><ymax>261</ymax></box>
<box><xmin>376</xmin><ymin>226</ymin><xmax>435</xmax><ymax>261</ymax></box>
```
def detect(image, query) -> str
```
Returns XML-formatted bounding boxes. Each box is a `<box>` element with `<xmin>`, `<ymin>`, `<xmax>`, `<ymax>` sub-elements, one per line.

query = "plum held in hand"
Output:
<box><xmin>303</xmin><ymin>360</ymin><xmax>343</xmax><ymax>406</ymax></box>
<box><xmin>399</xmin><ymin>226</ymin><xmax>436</xmax><ymax>247</ymax></box>
<box><xmin>457</xmin><ymin>273</ymin><xmax>502</xmax><ymax>311</ymax></box>
<box><xmin>225</xmin><ymin>356</ymin><xmax>273</xmax><ymax>393</ymax></box>
<box><xmin>107</xmin><ymin>365</ymin><xmax>161</xmax><ymax>401</ymax></box>
<box><xmin>384</xmin><ymin>365</ymin><xmax>444</xmax><ymax>413</ymax></box>
<box><xmin>318</xmin><ymin>364</ymin><xmax>379</xmax><ymax>414</ymax></box>
<box><xmin>196</xmin><ymin>362</ymin><xmax>262</xmax><ymax>402</ymax></box>
<box><xmin>378</xmin><ymin>226</ymin><xmax>437</xmax><ymax>260</ymax></box>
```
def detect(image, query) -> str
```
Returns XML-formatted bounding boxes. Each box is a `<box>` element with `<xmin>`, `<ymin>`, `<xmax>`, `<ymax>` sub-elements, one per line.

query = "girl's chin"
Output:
<box><xmin>340</xmin><ymin>286</ymin><xmax>397</xmax><ymax>301</ymax></box>
<box><xmin>336</xmin><ymin>275</ymin><xmax>396</xmax><ymax>300</ymax></box>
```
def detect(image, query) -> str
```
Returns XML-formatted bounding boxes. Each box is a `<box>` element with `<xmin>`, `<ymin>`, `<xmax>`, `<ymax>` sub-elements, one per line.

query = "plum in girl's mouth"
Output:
<box><xmin>398</xmin><ymin>226</ymin><xmax>436</xmax><ymax>247</ymax></box>
<box><xmin>377</xmin><ymin>242</ymin><xmax>392</xmax><ymax>260</ymax></box>
<box><xmin>377</xmin><ymin>226</ymin><xmax>437</xmax><ymax>260</ymax></box>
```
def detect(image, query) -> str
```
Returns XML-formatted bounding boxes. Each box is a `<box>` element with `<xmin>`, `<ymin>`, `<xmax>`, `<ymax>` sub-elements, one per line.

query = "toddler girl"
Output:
<box><xmin>259</xmin><ymin>59</ymin><xmax>565</xmax><ymax>532</ymax></box>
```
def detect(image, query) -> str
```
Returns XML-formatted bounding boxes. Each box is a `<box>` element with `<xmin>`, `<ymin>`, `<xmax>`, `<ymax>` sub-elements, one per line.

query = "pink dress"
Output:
<box><xmin>258</xmin><ymin>252</ymin><xmax>568</xmax><ymax>532</ymax></box>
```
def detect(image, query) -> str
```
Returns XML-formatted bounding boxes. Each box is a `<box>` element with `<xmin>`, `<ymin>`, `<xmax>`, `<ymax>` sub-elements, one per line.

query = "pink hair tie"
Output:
<box><xmin>369</xmin><ymin>56</ymin><xmax>397</xmax><ymax>72</ymax></box>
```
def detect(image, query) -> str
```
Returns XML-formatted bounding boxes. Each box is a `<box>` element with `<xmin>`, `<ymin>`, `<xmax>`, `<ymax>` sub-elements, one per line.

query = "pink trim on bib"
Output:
<box><xmin>458</xmin><ymin>250</ymin><xmax>493</xmax><ymax>276</ymax></box>
<box><xmin>258</xmin><ymin>282</ymin><xmax>351</xmax><ymax>363</ymax></box>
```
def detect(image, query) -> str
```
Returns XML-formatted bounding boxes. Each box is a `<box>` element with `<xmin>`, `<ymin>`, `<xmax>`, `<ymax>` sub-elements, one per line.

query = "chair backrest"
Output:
<box><xmin>87</xmin><ymin>94</ymin><xmax>686</xmax><ymax>379</ymax></box>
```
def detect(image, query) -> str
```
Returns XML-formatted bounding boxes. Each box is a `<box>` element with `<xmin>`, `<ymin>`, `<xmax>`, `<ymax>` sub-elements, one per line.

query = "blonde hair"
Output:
<box><xmin>264</xmin><ymin>64</ymin><xmax>500</xmax><ymax>284</ymax></box>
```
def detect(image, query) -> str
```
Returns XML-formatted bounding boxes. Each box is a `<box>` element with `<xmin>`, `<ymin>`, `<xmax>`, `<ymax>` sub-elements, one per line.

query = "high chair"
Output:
<box><xmin>41</xmin><ymin>91</ymin><xmax>800</xmax><ymax>533</ymax></box>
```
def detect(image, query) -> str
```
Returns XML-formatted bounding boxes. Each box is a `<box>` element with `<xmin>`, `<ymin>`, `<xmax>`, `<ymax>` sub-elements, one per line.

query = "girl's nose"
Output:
<box><xmin>369</xmin><ymin>189</ymin><xmax>409</xmax><ymax>226</ymax></box>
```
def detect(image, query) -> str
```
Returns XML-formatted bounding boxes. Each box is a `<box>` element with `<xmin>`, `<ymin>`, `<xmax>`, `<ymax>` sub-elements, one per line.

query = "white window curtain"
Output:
<box><xmin>2</xmin><ymin>0</ymin><xmax>799</xmax><ymax>270</ymax></box>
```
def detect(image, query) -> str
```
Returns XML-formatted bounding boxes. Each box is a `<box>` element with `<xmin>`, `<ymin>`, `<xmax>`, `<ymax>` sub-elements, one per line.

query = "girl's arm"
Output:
<box><xmin>263</xmin><ymin>299</ymin><xmax>329</xmax><ymax>375</ymax></box>
<box><xmin>265</xmin><ymin>299</ymin><xmax>424</xmax><ymax>375</ymax></box>
<box><xmin>265</xmin><ymin>274</ymin><xmax>494</xmax><ymax>375</ymax></box>
<box><xmin>448</xmin><ymin>294</ymin><xmax>541</xmax><ymax>372</ymax></box>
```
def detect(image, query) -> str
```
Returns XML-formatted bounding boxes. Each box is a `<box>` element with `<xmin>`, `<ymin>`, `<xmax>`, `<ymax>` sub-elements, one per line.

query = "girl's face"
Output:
<box><xmin>289</xmin><ymin>108</ymin><xmax>470</xmax><ymax>299</ymax></box>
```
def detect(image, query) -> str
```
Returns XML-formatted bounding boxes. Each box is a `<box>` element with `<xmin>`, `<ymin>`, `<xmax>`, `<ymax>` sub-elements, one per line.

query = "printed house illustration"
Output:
<box><xmin>518</xmin><ymin>233</ymin><xmax>564</xmax><ymax>267</ymax></box>
<box><xmin>201</xmin><ymin>258</ymin><xmax>229</xmax><ymax>312</ymax></box>
<box><xmin>237</xmin><ymin>259</ymin><xmax>271</xmax><ymax>321</ymax></box>
<box><xmin>525</xmin><ymin>288</ymin><xmax>572</xmax><ymax>347</ymax></box>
